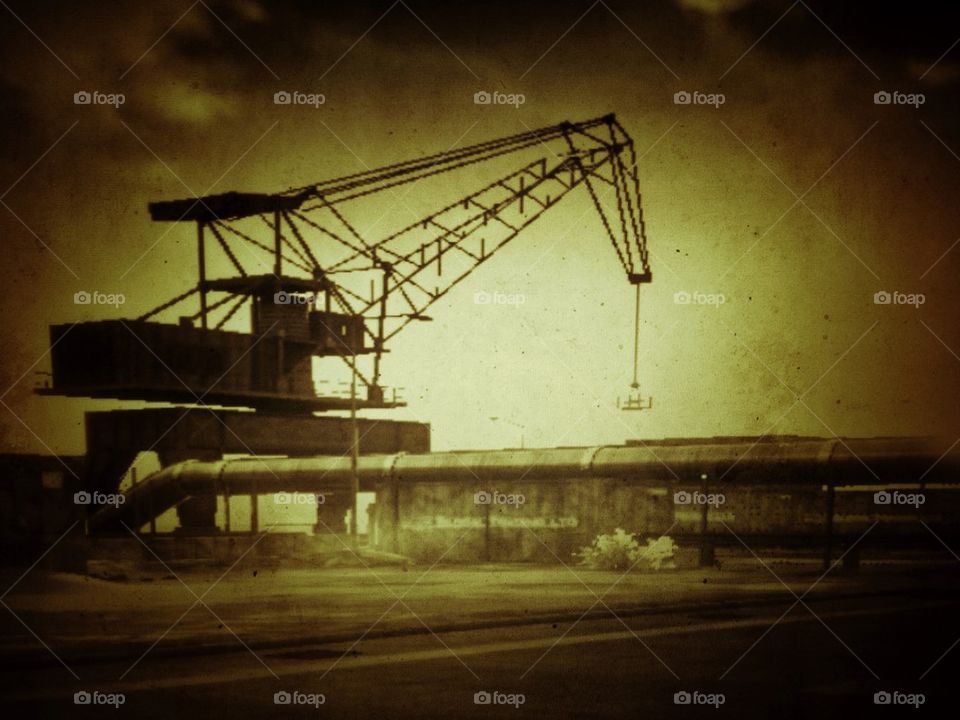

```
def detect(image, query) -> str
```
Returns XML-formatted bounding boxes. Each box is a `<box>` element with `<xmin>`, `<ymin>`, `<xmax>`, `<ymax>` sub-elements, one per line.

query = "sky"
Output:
<box><xmin>1</xmin><ymin>0</ymin><xmax>959</xmax><ymax>455</ymax></box>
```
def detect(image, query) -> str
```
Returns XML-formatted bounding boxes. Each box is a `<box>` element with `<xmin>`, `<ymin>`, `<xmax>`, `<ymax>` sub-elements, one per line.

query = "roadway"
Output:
<box><xmin>2</xmin><ymin>588</ymin><xmax>955</xmax><ymax>718</ymax></box>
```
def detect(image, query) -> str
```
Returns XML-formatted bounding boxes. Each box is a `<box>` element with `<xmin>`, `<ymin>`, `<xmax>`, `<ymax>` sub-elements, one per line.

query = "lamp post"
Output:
<box><xmin>349</xmin><ymin>364</ymin><xmax>359</xmax><ymax>546</ymax></box>
<box><xmin>335</xmin><ymin>373</ymin><xmax>360</xmax><ymax>546</ymax></box>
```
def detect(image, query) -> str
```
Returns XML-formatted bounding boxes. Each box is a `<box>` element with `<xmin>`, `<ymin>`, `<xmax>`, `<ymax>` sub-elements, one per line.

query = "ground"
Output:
<box><xmin>1</xmin><ymin>557</ymin><xmax>957</xmax><ymax>717</ymax></box>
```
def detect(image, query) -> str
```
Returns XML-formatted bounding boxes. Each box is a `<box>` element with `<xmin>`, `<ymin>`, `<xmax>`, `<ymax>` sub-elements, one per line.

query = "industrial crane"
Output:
<box><xmin>42</xmin><ymin>114</ymin><xmax>654</xmax><ymax>414</ymax></box>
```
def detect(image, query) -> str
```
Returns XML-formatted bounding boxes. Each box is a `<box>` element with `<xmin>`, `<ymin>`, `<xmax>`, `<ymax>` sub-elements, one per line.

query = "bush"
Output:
<box><xmin>574</xmin><ymin>529</ymin><xmax>676</xmax><ymax>571</ymax></box>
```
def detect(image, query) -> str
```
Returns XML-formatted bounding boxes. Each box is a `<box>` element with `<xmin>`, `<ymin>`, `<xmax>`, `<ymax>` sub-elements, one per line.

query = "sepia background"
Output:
<box><xmin>1</xmin><ymin>0</ymin><xmax>958</xmax><ymax>455</ymax></box>
<box><xmin>3</xmin><ymin>3</ymin><xmax>960</xmax><ymax>718</ymax></box>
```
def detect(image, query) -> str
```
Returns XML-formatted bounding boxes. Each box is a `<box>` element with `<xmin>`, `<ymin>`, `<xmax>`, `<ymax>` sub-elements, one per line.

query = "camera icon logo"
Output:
<box><xmin>274</xmin><ymin>91</ymin><xmax>291</xmax><ymax>105</ymax></box>
<box><xmin>673</xmin><ymin>290</ymin><xmax>691</xmax><ymax>305</ymax></box>
<box><xmin>74</xmin><ymin>290</ymin><xmax>91</xmax><ymax>304</ymax></box>
<box><xmin>873</xmin><ymin>291</ymin><xmax>891</xmax><ymax>305</ymax></box>
<box><xmin>274</xmin><ymin>291</ymin><xmax>291</xmax><ymax>305</ymax></box>
<box><xmin>674</xmin><ymin>691</ymin><xmax>692</xmax><ymax>704</ymax></box>
<box><xmin>873</xmin><ymin>490</ymin><xmax>891</xmax><ymax>505</ymax></box>
<box><xmin>474</xmin><ymin>91</ymin><xmax>491</xmax><ymax>105</ymax></box>
<box><xmin>74</xmin><ymin>491</ymin><xmax>92</xmax><ymax>505</ymax></box>
<box><xmin>474</xmin><ymin>491</ymin><xmax>492</xmax><ymax>505</ymax></box>
<box><xmin>73</xmin><ymin>91</ymin><xmax>91</xmax><ymax>105</ymax></box>
<box><xmin>474</xmin><ymin>691</ymin><xmax>492</xmax><ymax>705</ymax></box>
<box><xmin>274</xmin><ymin>691</ymin><xmax>292</xmax><ymax>704</ymax></box>
<box><xmin>673</xmin><ymin>91</ymin><xmax>691</xmax><ymax>105</ymax></box>
<box><xmin>673</xmin><ymin>490</ymin><xmax>691</xmax><ymax>505</ymax></box>
<box><xmin>274</xmin><ymin>492</ymin><xmax>291</xmax><ymax>505</ymax></box>
<box><xmin>74</xmin><ymin>691</ymin><xmax>91</xmax><ymax>705</ymax></box>
<box><xmin>473</xmin><ymin>291</ymin><xmax>491</xmax><ymax>305</ymax></box>
<box><xmin>873</xmin><ymin>91</ymin><xmax>891</xmax><ymax>105</ymax></box>
<box><xmin>873</xmin><ymin>691</ymin><xmax>891</xmax><ymax>705</ymax></box>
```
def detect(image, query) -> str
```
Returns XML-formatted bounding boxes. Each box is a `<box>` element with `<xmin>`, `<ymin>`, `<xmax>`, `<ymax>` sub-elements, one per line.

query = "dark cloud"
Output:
<box><xmin>716</xmin><ymin>0</ymin><xmax>960</xmax><ymax>75</ymax></box>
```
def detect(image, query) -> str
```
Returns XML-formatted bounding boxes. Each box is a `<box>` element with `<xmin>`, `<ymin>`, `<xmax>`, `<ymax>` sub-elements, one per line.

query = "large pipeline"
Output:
<box><xmin>88</xmin><ymin>436</ymin><xmax>959</xmax><ymax>531</ymax></box>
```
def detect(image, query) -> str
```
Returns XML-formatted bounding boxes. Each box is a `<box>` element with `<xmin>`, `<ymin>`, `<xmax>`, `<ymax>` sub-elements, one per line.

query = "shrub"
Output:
<box><xmin>575</xmin><ymin>529</ymin><xmax>676</xmax><ymax>571</ymax></box>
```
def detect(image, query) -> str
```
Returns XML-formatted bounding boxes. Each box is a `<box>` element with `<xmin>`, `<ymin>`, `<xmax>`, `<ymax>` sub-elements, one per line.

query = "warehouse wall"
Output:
<box><xmin>370</xmin><ymin>476</ymin><xmax>960</xmax><ymax>563</ymax></box>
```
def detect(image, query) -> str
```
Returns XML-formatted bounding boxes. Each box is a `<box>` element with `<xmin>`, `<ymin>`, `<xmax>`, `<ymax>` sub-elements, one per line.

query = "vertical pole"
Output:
<box><xmin>250</xmin><ymin>484</ymin><xmax>259</xmax><ymax>535</ymax></box>
<box><xmin>373</xmin><ymin>267</ymin><xmax>389</xmax><ymax>390</ymax></box>
<box><xmin>698</xmin><ymin>474</ymin><xmax>714</xmax><ymax>567</ymax></box>
<box><xmin>823</xmin><ymin>483</ymin><xmax>835</xmax><ymax>571</ymax></box>
<box><xmin>483</xmin><ymin>501</ymin><xmax>491</xmax><ymax>562</ymax></box>
<box><xmin>276</xmin><ymin>334</ymin><xmax>284</xmax><ymax>394</ymax></box>
<box><xmin>197</xmin><ymin>222</ymin><xmax>208</xmax><ymax>329</ymax></box>
<box><xmin>273</xmin><ymin>209</ymin><xmax>282</xmax><ymax>276</ymax></box>
<box><xmin>483</xmin><ymin>503</ymin><xmax>493</xmax><ymax>562</ymax></box>
<box><xmin>392</xmin><ymin>471</ymin><xmax>401</xmax><ymax>553</ymax></box>
<box><xmin>130</xmin><ymin>466</ymin><xmax>139</xmax><ymax>532</ymax></box>
<box><xmin>350</xmin><ymin>363</ymin><xmax>360</xmax><ymax>545</ymax></box>
<box><xmin>631</xmin><ymin>283</ymin><xmax>640</xmax><ymax>388</ymax></box>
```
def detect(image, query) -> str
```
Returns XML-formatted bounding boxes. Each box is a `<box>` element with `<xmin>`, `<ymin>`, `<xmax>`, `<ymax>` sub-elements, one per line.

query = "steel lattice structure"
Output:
<box><xmin>138</xmin><ymin>113</ymin><xmax>652</xmax><ymax>408</ymax></box>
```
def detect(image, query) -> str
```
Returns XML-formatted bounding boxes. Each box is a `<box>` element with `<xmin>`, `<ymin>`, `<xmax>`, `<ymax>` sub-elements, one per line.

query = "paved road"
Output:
<box><xmin>3</xmin><ymin>589</ymin><xmax>956</xmax><ymax>718</ymax></box>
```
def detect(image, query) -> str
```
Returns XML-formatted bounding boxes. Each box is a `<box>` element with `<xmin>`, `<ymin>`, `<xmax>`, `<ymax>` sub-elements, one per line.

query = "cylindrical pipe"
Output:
<box><xmin>89</xmin><ymin>437</ymin><xmax>960</xmax><ymax>532</ymax></box>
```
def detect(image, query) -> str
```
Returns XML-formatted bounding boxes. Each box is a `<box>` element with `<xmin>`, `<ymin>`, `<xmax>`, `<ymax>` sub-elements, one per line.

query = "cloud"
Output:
<box><xmin>676</xmin><ymin>0</ymin><xmax>757</xmax><ymax>14</ymax></box>
<box><xmin>150</xmin><ymin>83</ymin><xmax>242</xmax><ymax>125</ymax></box>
